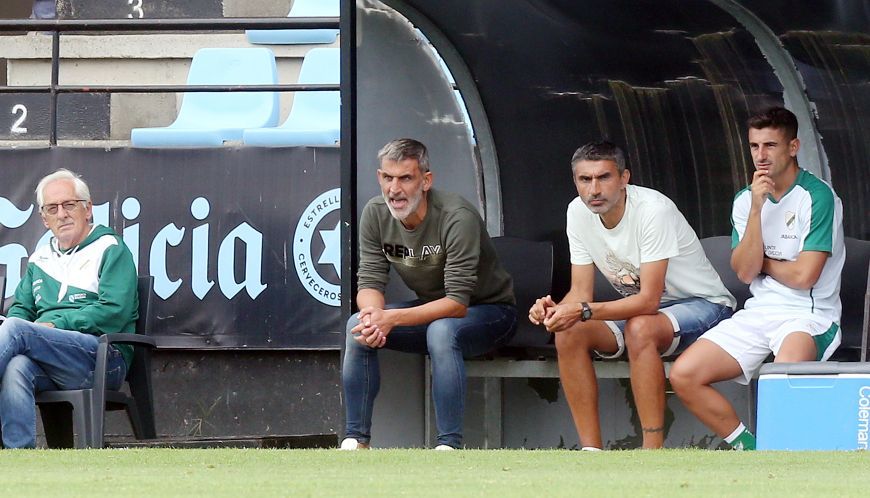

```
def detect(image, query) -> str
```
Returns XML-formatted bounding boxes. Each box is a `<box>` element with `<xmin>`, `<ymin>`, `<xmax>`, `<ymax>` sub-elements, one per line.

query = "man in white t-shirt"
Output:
<box><xmin>671</xmin><ymin>107</ymin><xmax>845</xmax><ymax>451</ymax></box>
<box><xmin>529</xmin><ymin>141</ymin><xmax>735</xmax><ymax>450</ymax></box>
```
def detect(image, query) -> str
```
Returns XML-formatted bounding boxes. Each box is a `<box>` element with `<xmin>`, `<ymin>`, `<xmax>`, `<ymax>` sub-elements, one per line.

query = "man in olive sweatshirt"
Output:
<box><xmin>0</xmin><ymin>169</ymin><xmax>137</xmax><ymax>448</ymax></box>
<box><xmin>340</xmin><ymin>138</ymin><xmax>517</xmax><ymax>450</ymax></box>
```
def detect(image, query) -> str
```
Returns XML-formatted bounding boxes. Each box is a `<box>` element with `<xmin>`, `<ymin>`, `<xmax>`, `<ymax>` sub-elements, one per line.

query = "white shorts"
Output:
<box><xmin>699</xmin><ymin>307</ymin><xmax>841</xmax><ymax>385</ymax></box>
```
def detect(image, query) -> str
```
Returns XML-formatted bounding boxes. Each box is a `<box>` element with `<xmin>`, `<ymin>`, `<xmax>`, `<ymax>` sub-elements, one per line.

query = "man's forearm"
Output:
<box><xmin>387</xmin><ymin>297</ymin><xmax>467</xmax><ymax>328</ymax></box>
<box><xmin>731</xmin><ymin>214</ymin><xmax>765</xmax><ymax>283</ymax></box>
<box><xmin>554</xmin><ymin>288</ymin><xmax>659</xmax><ymax>324</ymax></box>
<box><xmin>587</xmin><ymin>292</ymin><xmax>661</xmax><ymax>322</ymax></box>
<box><xmin>761</xmin><ymin>251</ymin><xmax>827</xmax><ymax>290</ymax></box>
<box><xmin>356</xmin><ymin>288</ymin><xmax>386</xmax><ymax>311</ymax></box>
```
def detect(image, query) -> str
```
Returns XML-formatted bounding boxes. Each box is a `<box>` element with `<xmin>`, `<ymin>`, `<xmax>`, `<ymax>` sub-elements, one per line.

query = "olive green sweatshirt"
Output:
<box><xmin>358</xmin><ymin>189</ymin><xmax>515</xmax><ymax>307</ymax></box>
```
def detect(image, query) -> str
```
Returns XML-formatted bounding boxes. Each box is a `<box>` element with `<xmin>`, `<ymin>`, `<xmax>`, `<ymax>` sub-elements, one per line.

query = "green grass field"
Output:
<box><xmin>0</xmin><ymin>448</ymin><xmax>868</xmax><ymax>497</ymax></box>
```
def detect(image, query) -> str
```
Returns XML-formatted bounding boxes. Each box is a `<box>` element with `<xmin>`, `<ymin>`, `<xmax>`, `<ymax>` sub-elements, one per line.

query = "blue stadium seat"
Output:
<box><xmin>243</xmin><ymin>48</ymin><xmax>339</xmax><ymax>147</ymax></box>
<box><xmin>246</xmin><ymin>0</ymin><xmax>339</xmax><ymax>45</ymax></box>
<box><xmin>131</xmin><ymin>48</ymin><xmax>280</xmax><ymax>147</ymax></box>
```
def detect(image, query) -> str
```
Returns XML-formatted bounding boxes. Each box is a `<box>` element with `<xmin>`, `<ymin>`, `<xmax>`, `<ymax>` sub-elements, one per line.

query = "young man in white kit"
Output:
<box><xmin>671</xmin><ymin>106</ymin><xmax>845</xmax><ymax>450</ymax></box>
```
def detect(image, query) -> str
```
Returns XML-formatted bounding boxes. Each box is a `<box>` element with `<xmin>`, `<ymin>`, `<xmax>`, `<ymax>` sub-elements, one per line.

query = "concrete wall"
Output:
<box><xmin>223</xmin><ymin>0</ymin><xmax>293</xmax><ymax>18</ymax></box>
<box><xmin>117</xmin><ymin>351</ymin><xmax>342</xmax><ymax>440</ymax></box>
<box><xmin>0</xmin><ymin>0</ymin><xmax>32</xmax><ymax>19</ymax></box>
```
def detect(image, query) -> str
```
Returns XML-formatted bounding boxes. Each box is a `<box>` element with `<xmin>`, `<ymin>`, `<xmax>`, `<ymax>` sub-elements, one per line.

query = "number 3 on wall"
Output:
<box><xmin>127</xmin><ymin>0</ymin><xmax>144</xmax><ymax>19</ymax></box>
<box><xmin>11</xmin><ymin>104</ymin><xmax>27</xmax><ymax>134</ymax></box>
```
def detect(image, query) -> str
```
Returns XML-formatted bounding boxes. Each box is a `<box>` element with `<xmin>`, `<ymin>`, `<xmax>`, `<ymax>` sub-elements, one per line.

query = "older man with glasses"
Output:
<box><xmin>0</xmin><ymin>169</ymin><xmax>137</xmax><ymax>448</ymax></box>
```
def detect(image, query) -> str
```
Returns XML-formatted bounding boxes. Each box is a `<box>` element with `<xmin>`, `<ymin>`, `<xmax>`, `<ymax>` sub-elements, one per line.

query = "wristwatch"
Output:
<box><xmin>579</xmin><ymin>302</ymin><xmax>593</xmax><ymax>322</ymax></box>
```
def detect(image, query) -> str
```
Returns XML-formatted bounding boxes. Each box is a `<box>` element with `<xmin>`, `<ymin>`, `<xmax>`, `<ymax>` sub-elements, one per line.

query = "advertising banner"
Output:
<box><xmin>0</xmin><ymin>147</ymin><xmax>342</xmax><ymax>349</ymax></box>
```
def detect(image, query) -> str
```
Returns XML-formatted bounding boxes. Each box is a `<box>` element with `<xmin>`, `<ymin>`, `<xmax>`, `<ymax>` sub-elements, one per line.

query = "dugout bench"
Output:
<box><xmin>425</xmin><ymin>236</ymin><xmax>870</xmax><ymax>448</ymax></box>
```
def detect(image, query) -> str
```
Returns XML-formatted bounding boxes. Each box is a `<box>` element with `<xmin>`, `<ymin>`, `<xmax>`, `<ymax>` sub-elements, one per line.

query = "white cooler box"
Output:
<box><xmin>756</xmin><ymin>362</ymin><xmax>870</xmax><ymax>450</ymax></box>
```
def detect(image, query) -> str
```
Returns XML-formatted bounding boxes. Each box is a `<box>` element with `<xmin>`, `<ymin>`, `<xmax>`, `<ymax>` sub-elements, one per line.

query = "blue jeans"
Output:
<box><xmin>0</xmin><ymin>318</ymin><xmax>127</xmax><ymax>448</ymax></box>
<box><xmin>342</xmin><ymin>302</ymin><xmax>517</xmax><ymax>448</ymax></box>
<box><xmin>600</xmin><ymin>297</ymin><xmax>734</xmax><ymax>359</ymax></box>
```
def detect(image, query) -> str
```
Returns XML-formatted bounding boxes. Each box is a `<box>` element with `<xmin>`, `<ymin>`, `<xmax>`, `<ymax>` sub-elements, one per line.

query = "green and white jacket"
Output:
<box><xmin>7</xmin><ymin>224</ymin><xmax>138</xmax><ymax>367</ymax></box>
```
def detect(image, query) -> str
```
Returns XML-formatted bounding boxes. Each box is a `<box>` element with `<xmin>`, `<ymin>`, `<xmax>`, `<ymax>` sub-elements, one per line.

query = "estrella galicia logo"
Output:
<box><xmin>293</xmin><ymin>188</ymin><xmax>341</xmax><ymax>306</ymax></box>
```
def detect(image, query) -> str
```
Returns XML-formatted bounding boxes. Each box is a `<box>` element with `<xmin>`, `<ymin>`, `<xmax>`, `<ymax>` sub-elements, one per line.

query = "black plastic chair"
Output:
<box><xmin>700</xmin><ymin>235</ymin><xmax>752</xmax><ymax>310</ymax></box>
<box><xmin>840</xmin><ymin>237</ymin><xmax>870</xmax><ymax>362</ymax></box>
<box><xmin>491</xmin><ymin>237</ymin><xmax>553</xmax><ymax>348</ymax></box>
<box><xmin>35</xmin><ymin>276</ymin><xmax>157</xmax><ymax>448</ymax></box>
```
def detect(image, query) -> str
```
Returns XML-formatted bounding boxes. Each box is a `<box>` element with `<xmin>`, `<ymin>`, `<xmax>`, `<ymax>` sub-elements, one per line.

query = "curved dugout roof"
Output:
<box><xmin>376</xmin><ymin>0</ymin><xmax>869</xmax><ymax>261</ymax></box>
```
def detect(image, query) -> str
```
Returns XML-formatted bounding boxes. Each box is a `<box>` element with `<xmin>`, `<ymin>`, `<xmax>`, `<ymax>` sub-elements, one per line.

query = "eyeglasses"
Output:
<box><xmin>41</xmin><ymin>200</ymin><xmax>86</xmax><ymax>216</ymax></box>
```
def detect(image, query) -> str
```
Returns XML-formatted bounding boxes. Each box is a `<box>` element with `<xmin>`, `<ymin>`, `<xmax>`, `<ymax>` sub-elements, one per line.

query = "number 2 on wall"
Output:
<box><xmin>127</xmin><ymin>0</ymin><xmax>144</xmax><ymax>19</ymax></box>
<box><xmin>11</xmin><ymin>104</ymin><xmax>27</xmax><ymax>134</ymax></box>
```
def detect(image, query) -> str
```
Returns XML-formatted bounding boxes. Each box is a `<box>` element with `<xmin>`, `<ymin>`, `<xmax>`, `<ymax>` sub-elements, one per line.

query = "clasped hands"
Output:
<box><xmin>350</xmin><ymin>307</ymin><xmax>392</xmax><ymax>348</ymax></box>
<box><xmin>528</xmin><ymin>295</ymin><xmax>579</xmax><ymax>333</ymax></box>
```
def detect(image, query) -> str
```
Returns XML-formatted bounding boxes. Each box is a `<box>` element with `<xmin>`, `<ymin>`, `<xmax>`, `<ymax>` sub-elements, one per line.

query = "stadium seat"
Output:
<box><xmin>491</xmin><ymin>237</ymin><xmax>553</xmax><ymax>348</ymax></box>
<box><xmin>700</xmin><ymin>235</ymin><xmax>752</xmax><ymax>310</ymax></box>
<box><xmin>242</xmin><ymin>48</ymin><xmax>340</xmax><ymax>147</ymax></box>
<box><xmin>838</xmin><ymin>237</ymin><xmax>870</xmax><ymax>361</ymax></box>
<box><xmin>246</xmin><ymin>0</ymin><xmax>339</xmax><ymax>45</ymax></box>
<box><xmin>131</xmin><ymin>48</ymin><xmax>280</xmax><ymax>147</ymax></box>
<box><xmin>36</xmin><ymin>277</ymin><xmax>158</xmax><ymax>448</ymax></box>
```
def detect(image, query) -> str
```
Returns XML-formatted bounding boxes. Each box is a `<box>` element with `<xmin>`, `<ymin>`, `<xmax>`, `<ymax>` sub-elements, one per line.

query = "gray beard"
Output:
<box><xmin>383</xmin><ymin>191</ymin><xmax>422</xmax><ymax>222</ymax></box>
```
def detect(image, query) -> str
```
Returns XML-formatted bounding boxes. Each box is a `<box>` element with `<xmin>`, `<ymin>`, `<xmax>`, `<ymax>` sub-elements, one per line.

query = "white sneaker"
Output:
<box><xmin>339</xmin><ymin>438</ymin><xmax>369</xmax><ymax>450</ymax></box>
<box><xmin>581</xmin><ymin>446</ymin><xmax>603</xmax><ymax>451</ymax></box>
<box><xmin>434</xmin><ymin>444</ymin><xmax>455</xmax><ymax>451</ymax></box>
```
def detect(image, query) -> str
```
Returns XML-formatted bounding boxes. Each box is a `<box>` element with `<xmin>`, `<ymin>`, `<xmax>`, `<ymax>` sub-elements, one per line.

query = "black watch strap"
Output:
<box><xmin>579</xmin><ymin>302</ymin><xmax>592</xmax><ymax>322</ymax></box>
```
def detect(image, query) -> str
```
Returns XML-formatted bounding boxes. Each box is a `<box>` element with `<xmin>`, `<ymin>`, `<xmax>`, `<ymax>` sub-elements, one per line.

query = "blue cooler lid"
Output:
<box><xmin>759</xmin><ymin>361</ymin><xmax>870</xmax><ymax>376</ymax></box>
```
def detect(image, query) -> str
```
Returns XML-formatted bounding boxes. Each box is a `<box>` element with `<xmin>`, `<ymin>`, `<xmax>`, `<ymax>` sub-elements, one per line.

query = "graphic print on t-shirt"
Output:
<box><xmin>605</xmin><ymin>250</ymin><xmax>640</xmax><ymax>297</ymax></box>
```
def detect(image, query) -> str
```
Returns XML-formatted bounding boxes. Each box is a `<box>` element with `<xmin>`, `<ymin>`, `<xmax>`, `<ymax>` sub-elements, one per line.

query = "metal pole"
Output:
<box><xmin>0</xmin><ymin>18</ymin><xmax>339</xmax><ymax>32</ymax></box>
<box><xmin>49</xmin><ymin>29</ymin><xmax>59</xmax><ymax>146</ymax></box>
<box><xmin>340</xmin><ymin>0</ymin><xmax>358</xmax><ymax>332</ymax></box>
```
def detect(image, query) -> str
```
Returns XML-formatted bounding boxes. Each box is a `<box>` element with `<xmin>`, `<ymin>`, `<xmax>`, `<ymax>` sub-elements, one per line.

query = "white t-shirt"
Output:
<box><xmin>567</xmin><ymin>185</ymin><xmax>735</xmax><ymax>309</ymax></box>
<box><xmin>731</xmin><ymin>168</ymin><xmax>844</xmax><ymax>322</ymax></box>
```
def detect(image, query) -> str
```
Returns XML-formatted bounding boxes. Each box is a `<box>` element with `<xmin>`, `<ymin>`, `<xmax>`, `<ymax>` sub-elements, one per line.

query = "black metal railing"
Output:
<box><xmin>0</xmin><ymin>17</ymin><xmax>341</xmax><ymax>144</ymax></box>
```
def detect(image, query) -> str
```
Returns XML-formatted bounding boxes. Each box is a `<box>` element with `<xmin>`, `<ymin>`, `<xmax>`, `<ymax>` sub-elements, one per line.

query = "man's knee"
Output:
<box><xmin>426</xmin><ymin>319</ymin><xmax>459</xmax><ymax>356</ymax></box>
<box><xmin>0</xmin><ymin>317</ymin><xmax>25</xmax><ymax>334</ymax></box>
<box><xmin>623</xmin><ymin>315</ymin><xmax>670</xmax><ymax>354</ymax></box>
<box><xmin>668</xmin><ymin>362</ymin><xmax>692</xmax><ymax>392</ymax></box>
<box><xmin>669</xmin><ymin>355</ymin><xmax>706</xmax><ymax>393</ymax></box>
<box><xmin>1</xmin><ymin>355</ymin><xmax>35</xmax><ymax>391</ymax></box>
<box><xmin>344</xmin><ymin>314</ymin><xmax>367</xmax><ymax>349</ymax></box>
<box><xmin>554</xmin><ymin>326</ymin><xmax>594</xmax><ymax>356</ymax></box>
<box><xmin>345</xmin><ymin>313</ymin><xmax>362</xmax><ymax>335</ymax></box>
<box><xmin>0</xmin><ymin>317</ymin><xmax>35</xmax><ymax>341</ymax></box>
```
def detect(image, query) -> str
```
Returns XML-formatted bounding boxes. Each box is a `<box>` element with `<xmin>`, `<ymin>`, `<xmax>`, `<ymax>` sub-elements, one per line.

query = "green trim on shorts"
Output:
<box><xmin>813</xmin><ymin>322</ymin><xmax>840</xmax><ymax>361</ymax></box>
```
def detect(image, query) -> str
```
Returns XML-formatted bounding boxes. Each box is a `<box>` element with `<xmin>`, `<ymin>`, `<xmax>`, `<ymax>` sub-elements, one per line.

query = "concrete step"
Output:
<box><xmin>0</xmin><ymin>0</ymin><xmax>297</xmax><ymax>20</ymax></box>
<box><xmin>59</xmin><ymin>0</ymin><xmax>223</xmax><ymax>19</ymax></box>
<box><xmin>0</xmin><ymin>92</ymin><xmax>109</xmax><ymax>139</ymax></box>
<box><xmin>106</xmin><ymin>433</ymin><xmax>338</xmax><ymax>449</ymax></box>
<box><xmin>50</xmin><ymin>0</ymin><xmax>295</xmax><ymax>19</ymax></box>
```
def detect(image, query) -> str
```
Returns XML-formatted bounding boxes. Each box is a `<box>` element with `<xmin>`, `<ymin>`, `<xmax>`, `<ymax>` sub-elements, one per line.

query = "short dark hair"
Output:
<box><xmin>571</xmin><ymin>140</ymin><xmax>626</xmax><ymax>174</ymax></box>
<box><xmin>747</xmin><ymin>106</ymin><xmax>798</xmax><ymax>141</ymax></box>
<box><xmin>377</xmin><ymin>138</ymin><xmax>430</xmax><ymax>173</ymax></box>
